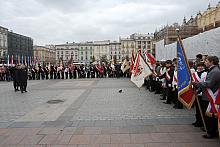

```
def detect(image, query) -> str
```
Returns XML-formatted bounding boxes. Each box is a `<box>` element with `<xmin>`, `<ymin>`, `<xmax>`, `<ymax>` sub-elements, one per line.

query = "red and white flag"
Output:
<box><xmin>11</xmin><ymin>55</ymin><xmax>14</xmax><ymax>65</ymax></box>
<box><xmin>144</xmin><ymin>51</ymin><xmax>156</xmax><ymax>70</ymax></box>
<box><xmin>121</xmin><ymin>59</ymin><xmax>130</xmax><ymax>73</ymax></box>
<box><xmin>131</xmin><ymin>51</ymin><xmax>152</xmax><ymax>88</ymax></box>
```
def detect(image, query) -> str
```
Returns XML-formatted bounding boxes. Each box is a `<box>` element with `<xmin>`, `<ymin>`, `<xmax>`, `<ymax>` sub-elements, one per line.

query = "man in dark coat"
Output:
<box><xmin>12</xmin><ymin>65</ymin><xmax>19</xmax><ymax>91</ymax></box>
<box><xmin>193</xmin><ymin>56</ymin><xmax>220</xmax><ymax>139</ymax></box>
<box><xmin>18</xmin><ymin>65</ymin><xmax>28</xmax><ymax>93</ymax></box>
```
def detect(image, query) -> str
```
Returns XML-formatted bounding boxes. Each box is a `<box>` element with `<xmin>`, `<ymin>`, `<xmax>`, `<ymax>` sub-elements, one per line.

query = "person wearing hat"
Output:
<box><xmin>160</xmin><ymin>60</ymin><xmax>174</xmax><ymax>104</ymax></box>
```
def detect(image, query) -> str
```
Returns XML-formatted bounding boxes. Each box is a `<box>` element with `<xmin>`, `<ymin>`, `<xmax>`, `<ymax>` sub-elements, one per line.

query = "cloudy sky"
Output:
<box><xmin>0</xmin><ymin>0</ymin><xmax>219</xmax><ymax>45</ymax></box>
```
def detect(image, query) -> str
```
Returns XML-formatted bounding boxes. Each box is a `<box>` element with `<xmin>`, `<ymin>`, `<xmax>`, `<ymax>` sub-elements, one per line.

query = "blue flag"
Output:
<box><xmin>21</xmin><ymin>55</ymin><xmax>24</xmax><ymax>64</ymax></box>
<box><xmin>177</xmin><ymin>38</ymin><xmax>195</xmax><ymax>109</ymax></box>
<box><xmin>28</xmin><ymin>56</ymin><xmax>30</xmax><ymax>65</ymax></box>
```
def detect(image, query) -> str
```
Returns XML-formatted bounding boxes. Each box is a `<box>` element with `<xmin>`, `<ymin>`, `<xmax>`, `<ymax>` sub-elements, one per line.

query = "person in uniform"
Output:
<box><xmin>160</xmin><ymin>60</ymin><xmax>174</xmax><ymax>104</ymax></box>
<box><xmin>172</xmin><ymin>59</ymin><xmax>183</xmax><ymax>109</ymax></box>
<box><xmin>192</xmin><ymin>62</ymin><xmax>207</xmax><ymax>127</ymax></box>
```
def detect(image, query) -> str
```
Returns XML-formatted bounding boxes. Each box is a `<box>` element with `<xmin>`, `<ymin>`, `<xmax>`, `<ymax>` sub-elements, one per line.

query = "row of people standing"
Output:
<box><xmin>29</xmin><ymin>63</ymin><xmax>130</xmax><ymax>80</ymax></box>
<box><xmin>145</xmin><ymin>55</ymin><xmax>220</xmax><ymax>139</ymax></box>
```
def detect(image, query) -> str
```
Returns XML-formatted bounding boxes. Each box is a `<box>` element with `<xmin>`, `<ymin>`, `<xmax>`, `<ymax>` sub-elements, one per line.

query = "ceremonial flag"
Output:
<box><xmin>131</xmin><ymin>51</ymin><xmax>152</xmax><ymax>88</ymax></box>
<box><xmin>11</xmin><ymin>55</ymin><xmax>14</xmax><ymax>65</ymax></box>
<box><xmin>28</xmin><ymin>56</ymin><xmax>30</xmax><ymax>66</ymax></box>
<box><xmin>7</xmin><ymin>55</ymin><xmax>9</xmax><ymax>65</ymax></box>
<box><xmin>30</xmin><ymin>56</ymin><xmax>32</xmax><ymax>65</ymax></box>
<box><xmin>177</xmin><ymin>37</ymin><xmax>195</xmax><ymax>109</ymax></box>
<box><xmin>21</xmin><ymin>55</ymin><xmax>24</xmax><ymax>64</ymax></box>
<box><xmin>18</xmin><ymin>55</ymin><xmax>20</xmax><ymax>64</ymax></box>
<box><xmin>130</xmin><ymin>50</ymin><xmax>135</xmax><ymax>74</ymax></box>
<box><xmin>96</xmin><ymin>65</ymin><xmax>103</xmax><ymax>74</ymax></box>
<box><xmin>24</xmin><ymin>56</ymin><xmax>27</xmax><ymax>65</ymax></box>
<box><xmin>144</xmin><ymin>51</ymin><xmax>156</xmax><ymax>70</ymax></box>
<box><xmin>121</xmin><ymin>59</ymin><xmax>130</xmax><ymax>73</ymax></box>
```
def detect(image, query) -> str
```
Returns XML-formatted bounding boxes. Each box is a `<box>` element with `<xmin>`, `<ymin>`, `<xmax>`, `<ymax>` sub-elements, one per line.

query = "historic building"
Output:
<box><xmin>7</xmin><ymin>31</ymin><xmax>33</xmax><ymax>64</ymax></box>
<box><xmin>78</xmin><ymin>42</ymin><xmax>94</xmax><ymax>64</ymax></box>
<box><xmin>120</xmin><ymin>33</ymin><xmax>155</xmax><ymax>57</ymax></box>
<box><xmin>33</xmin><ymin>46</ymin><xmax>56</xmax><ymax>66</ymax></box>
<box><xmin>109</xmin><ymin>41</ymin><xmax>121</xmax><ymax>63</ymax></box>
<box><xmin>55</xmin><ymin>41</ymin><xmax>94</xmax><ymax>65</ymax></box>
<box><xmin>93</xmin><ymin>40</ymin><xmax>110</xmax><ymax>63</ymax></box>
<box><xmin>154</xmin><ymin>20</ymin><xmax>199</xmax><ymax>45</ymax></box>
<box><xmin>155</xmin><ymin>2</ymin><xmax>220</xmax><ymax>46</ymax></box>
<box><xmin>197</xmin><ymin>2</ymin><xmax>220</xmax><ymax>32</ymax></box>
<box><xmin>55</xmin><ymin>42</ymin><xmax>79</xmax><ymax>65</ymax></box>
<box><xmin>0</xmin><ymin>26</ymin><xmax>8</xmax><ymax>63</ymax></box>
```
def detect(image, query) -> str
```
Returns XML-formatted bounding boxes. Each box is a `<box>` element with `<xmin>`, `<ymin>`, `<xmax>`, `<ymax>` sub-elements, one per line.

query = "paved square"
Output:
<box><xmin>0</xmin><ymin>78</ymin><xmax>219</xmax><ymax>146</ymax></box>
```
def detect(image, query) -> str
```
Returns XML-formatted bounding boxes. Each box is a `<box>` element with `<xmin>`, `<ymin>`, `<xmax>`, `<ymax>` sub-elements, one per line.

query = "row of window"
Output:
<box><xmin>0</xmin><ymin>40</ymin><xmax>7</xmax><ymax>47</ymax></box>
<box><xmin>57</xmin><ymin>55</ymin><xmax>93</xmax><ymax>61</ymax></box>
<box><xmin>110</xmin><ymin>55</ymin><xmax>121</xmax><ymax>60</ymax></box>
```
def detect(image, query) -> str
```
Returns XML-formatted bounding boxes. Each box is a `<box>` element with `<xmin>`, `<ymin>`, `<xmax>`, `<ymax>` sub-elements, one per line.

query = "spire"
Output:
<box><xmin>183</xmin><ymin>16</ymin><xmax>187</xmax><ymax>25</ymax></box>
<box><xmin>207</xmin><ymin>3</ymin><xmax>211</xmax><ymax>10</ymax></box>
<box><xmin>217</xmin><ymin>1</ymin><xmax>220</xmax><ymax>7</ymax></box>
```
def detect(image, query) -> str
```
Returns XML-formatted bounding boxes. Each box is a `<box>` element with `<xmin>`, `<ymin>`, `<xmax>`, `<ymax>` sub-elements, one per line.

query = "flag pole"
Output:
<box><xmin>176</xmin><ymin>29</ymin><xmax>207</xmax><ymax>133</ymax></box>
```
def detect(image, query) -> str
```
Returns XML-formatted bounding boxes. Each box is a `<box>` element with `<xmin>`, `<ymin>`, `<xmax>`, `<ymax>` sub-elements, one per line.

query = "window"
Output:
<box><xmin>81</xmin><ymin>56</ymin><xmax>83</xmax><ymax>60</ymax></box>
<box><xmin>81</xmin><ymin>51</ymin><xmax>83</xmax><ymax>55</ymax></box>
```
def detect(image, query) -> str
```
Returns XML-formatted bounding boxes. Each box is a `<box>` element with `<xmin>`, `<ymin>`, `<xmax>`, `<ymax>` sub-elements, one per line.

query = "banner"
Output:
<box><xmin>121</xmin><ymin>59</ymin><xmax>130</xmax><ymax>73</ymax></box>
<box><xmin>144</xmin><ymin>51</ymin><xmax>156</xmax><ymax>70</ymax></box>
<box><xmin>11</xmin><ymin>55</ymin><xmax>13</xmax><ymax>65</ymax></box>
<box><xmin>131</xmin><ymin>51</ymin><xmax>152</xmax><ymax>88</ymax></box>
<box><xmin>21</xmin><ymin>55</ymin><xmax>24</xmax><ymax>64</ymax></box>
<box><xmin>177</xmin><ymin>37</ymin><xmax>195</xmax><ymax>109</ymax></box>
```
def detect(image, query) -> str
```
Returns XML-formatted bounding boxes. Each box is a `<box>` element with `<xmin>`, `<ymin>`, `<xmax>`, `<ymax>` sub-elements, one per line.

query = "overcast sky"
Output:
<box><xmin>0</xmin><ymin>0</ymin><xmax>219</xmax><ymax>45</ymax></box>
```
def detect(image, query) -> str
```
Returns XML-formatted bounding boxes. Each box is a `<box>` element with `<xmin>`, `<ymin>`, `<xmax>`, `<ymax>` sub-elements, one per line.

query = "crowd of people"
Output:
<box><xmin>145</xmin><ymin>54</ymin><xmax>220</xmax><ymax>139</ymax></box>
<box><xmin>0</xmin><ymin>63</ymin><xmax>130</xmax><ymax>82</ymax></box>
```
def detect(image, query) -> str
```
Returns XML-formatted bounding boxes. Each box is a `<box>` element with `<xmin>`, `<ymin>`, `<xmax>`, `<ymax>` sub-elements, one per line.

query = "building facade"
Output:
<box><xmin>78</xmin><ymin>42</ymin><xmax>94</xmax><ymax>64</ymax></box>
<box><xmin>197</xmin><ymin>2</ymin><xmax>220</xmax><ymax>32</ymax></box>
<box><xmin>93</xmin><ymin>40</ymin><xmax>110</xmax><ymax>63</ymax></box>
<box><xmin>55</xmin><ymin>42</ymin><xmax>79</xmax><ymax>65</ymax></box>
<box><xmin>7</xmin><ymin>31</ymin><xmax>33</xmax><ymax>64</ymax></box>
<box><xmin>33</xmin><ymin>46</ymin><xmax>56</xmax><ymax>66</ymax></box>
<box><xmin>0</xmin><ymin>26</ymin><xmax>8</xmax><ymax>63</ymax></box>
<box><xmin>109</xmin><ymin>41</ymin><xmax>121</xmax><ymax>63</ymax></box>
<box><xmin>120</xmin><ymin>38</ymin><xmax>135</xmax><ymax>60</ymax></box>
<box><xmin>154</xmin><ymin>20</ymin><xmax>199</xmax><ymax>45</ymax></box>
<box><xmin>120</xmin><ymin>33</ymin><xmax>155</xmax><ymax>58</ymax></box>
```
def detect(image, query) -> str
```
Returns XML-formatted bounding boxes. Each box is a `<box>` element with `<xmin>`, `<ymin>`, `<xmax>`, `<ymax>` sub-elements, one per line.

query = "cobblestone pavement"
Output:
<box><xmin>0</xmin><ymin>78</ymin><xmax>219</xmax><ymax>146</ymax></box>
